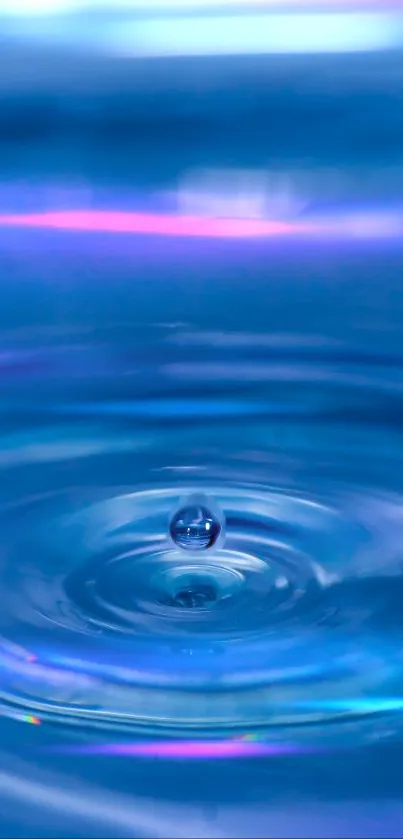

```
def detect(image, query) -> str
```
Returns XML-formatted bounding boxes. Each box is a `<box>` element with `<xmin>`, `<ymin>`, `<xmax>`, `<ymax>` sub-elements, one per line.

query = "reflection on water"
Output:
<box><xmin>2</xmin><ymin>1</ymin><xmax>403</xmax><ymax>837</ymax></box>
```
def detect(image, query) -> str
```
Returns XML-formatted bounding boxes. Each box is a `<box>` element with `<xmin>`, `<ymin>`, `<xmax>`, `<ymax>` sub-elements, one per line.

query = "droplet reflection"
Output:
<box><xmin>169</xmin><ymin>494</ymin><xmax>223</xmax><ymax>551</ymax></box>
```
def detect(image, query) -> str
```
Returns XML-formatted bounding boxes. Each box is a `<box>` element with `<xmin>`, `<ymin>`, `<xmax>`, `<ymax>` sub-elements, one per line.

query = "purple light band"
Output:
<box><xmin>67</xmin><ymin>740</ymin><xmax>306</xmax><ymax>759</ymax></box>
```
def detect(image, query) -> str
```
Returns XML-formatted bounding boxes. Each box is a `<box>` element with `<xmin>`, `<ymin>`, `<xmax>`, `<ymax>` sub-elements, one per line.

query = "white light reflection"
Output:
<box><xmin>1</xmin><ymin>5</ymin><xmax>403</xmax><ymax>57</ymax></box>
<box><xmin>106</xmin><ymin>12</ymin><xmax>402</xmax><ymax>57</ymax></box>
<box><xmin>0</xmin><ymin>752</ymin><xmax>226</xmax><ymax>838</ymax></box>
<box><xmin>178</xmin><ymin>168</ymin><xmax>306</xmax><ymax>220</ymax></box>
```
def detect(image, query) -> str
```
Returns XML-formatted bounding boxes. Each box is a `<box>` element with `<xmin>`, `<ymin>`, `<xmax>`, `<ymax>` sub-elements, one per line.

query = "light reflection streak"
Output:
<box><xmin>0</xmin><ymin>752</ymin><xmax>220</xmax><ymax>838</ymax></box>
<box><xmin>0</xmin><ymin>208</ymin><xmax>401</xmax><ymax>239</ymax></box>
<box><xmin>106</xmin><ymin>12</ymin><xmax>402</xmax><ymax>58</ymax></box>
<box><xmin>0</xmin><ymin>210</ymin><xmax>305</xmax><ymax>238</ymax></box>
<box><xmin>59</xmin><ymin>739</ymin><xmax>306</xmax><ymax>759</ymax></box>
<box><xmin>3</xmin><ymin>6</ymin><xmax>403</xmax><ymax>58</ymax></box>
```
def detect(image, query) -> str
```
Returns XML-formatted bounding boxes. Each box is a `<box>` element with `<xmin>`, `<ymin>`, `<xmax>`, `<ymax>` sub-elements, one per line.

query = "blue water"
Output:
<box><xmin>2</xmin><ymin>40</ymin><xmax>403</xmax><ymax>839</ymax></box>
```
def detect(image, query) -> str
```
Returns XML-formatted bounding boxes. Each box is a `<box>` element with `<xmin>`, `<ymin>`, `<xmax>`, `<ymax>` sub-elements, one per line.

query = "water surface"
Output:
<box><xmin>1</xmin><ymin>37</ymin><xmax>403</xmax><ymax>839</ymax></box>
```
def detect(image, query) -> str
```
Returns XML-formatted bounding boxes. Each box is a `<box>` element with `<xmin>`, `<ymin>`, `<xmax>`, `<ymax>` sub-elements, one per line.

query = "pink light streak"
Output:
<box><xmin>0</xmin><ymin>208</ymin><xmax>400</xmax><ymax>239</ymax></box>
<box><xmin>71</xmin><ymin>740</ymin><xmax>304</xmax><ymax>759</ymax></box>
<box><xmin>0</xmin><ymin>210</ymin><xmax>308</xmax><ymax>239</ymax></box>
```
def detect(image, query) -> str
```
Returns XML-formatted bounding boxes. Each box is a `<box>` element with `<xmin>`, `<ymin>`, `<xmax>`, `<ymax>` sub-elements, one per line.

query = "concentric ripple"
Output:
<box><xmin>1</xmin><ymin>323</ymin><xmax>403</xmax><ymax>739</ymax></box>
<box><xmin>1</xmin><ymin>405</ymin><xmax>403</xmax><ymax>740</ymax></box>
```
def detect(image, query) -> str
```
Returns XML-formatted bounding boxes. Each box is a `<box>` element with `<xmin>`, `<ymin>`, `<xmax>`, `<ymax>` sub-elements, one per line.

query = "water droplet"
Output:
<box><xmin>169</xmin><ymin>495</ymin><xmax>223</xmax><ymax>551</ymax></box>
